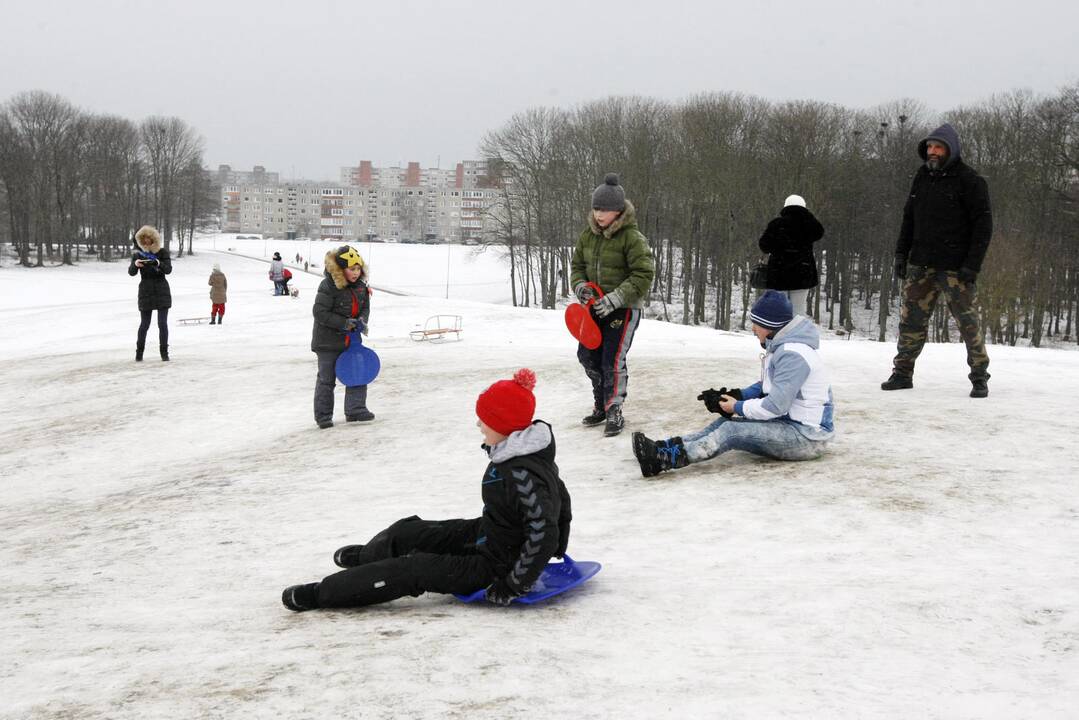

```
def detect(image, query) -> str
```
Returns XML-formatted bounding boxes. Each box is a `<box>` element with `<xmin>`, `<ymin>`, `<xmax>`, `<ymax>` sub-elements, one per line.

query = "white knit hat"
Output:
<box><xmin>783</xmin><ymin>194</ymin><xmax>806</xmax><ymax>208</ymax></box>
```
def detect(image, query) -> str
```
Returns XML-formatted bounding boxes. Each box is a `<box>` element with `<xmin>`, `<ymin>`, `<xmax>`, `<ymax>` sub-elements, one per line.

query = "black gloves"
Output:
<box><xmin>574</xmin><ymin>283</ymin><xmax>595</xmax><ymax>304</ymax></box>
<box><xmin>894</xmin><ymin>256</ymin><xmax>907</xmax><ymax>280</ymax></box>
<box><xmin>344</xmin><ymin>317</ymin><xmax>364</xmax><ymax>332</ymax></box>
<box><xmin>697</xmin><ymin>387</ymin><xmax>742</xmax><ymax>417</ymax></box>
<box><xmin>485</xmin><ymin>578</ymin><xmax>521</xmax><ymax>606</ymax></box>
<box><xmin>958</xmin><ymin>267</ymin><xmax>978</xmax><ymax>284</ymax></box>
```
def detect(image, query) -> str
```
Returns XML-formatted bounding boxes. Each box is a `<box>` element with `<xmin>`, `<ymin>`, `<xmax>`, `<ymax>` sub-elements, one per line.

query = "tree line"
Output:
<box><xmin>480</xmin><ymin>83</ymin><xmax>1079</xmax><ymax>347</ymax></box>
<box><xmin>0</xmin><ymin>90</ymin><xmax>218</xmax><ymax>266</ymax></box>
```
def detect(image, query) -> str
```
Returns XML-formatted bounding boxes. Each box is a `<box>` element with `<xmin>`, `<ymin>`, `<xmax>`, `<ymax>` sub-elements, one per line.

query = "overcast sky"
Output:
<box><xmin>2</xmin><ymin>0</ymin><xmax>1077</xmax><ymax>180</ymax></box>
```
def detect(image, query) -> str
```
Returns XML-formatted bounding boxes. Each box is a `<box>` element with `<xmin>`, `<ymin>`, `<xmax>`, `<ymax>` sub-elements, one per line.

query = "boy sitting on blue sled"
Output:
<box><xmin>282</xmin><ymin>369</ymin><xmax>572</xmax><ymax>611</ymax></box>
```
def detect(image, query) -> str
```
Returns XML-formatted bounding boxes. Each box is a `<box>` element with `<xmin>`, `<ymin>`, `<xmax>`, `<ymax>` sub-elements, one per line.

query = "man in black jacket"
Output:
<box><xmin>882</xmin><ymin>123</ymin><xmax>992</xmax><ymax>398</ymax></box>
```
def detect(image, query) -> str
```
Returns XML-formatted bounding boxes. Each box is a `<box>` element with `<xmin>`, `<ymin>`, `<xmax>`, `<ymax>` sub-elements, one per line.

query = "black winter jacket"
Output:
<box><xmin>479</xmin><ymin>421</ymin><xmax>572</xmax><ymax>594</ymax></box>
<box><xmin>127</xmin><ymin>244</ymin><xmax>173</xmax><ymax>311</ymax></box>
<box><xmin>310</xmin><ymin>250</ymin><xmax>371</xmax><ymax>353</ymax></box>
<box><xmin>758</xmin><ymin>205</ymin><xmax>824</xmax><ymax>290</ymax></box>
<box><xmin>896</xmin><ymin>123</ymin><xmax>993</xmax><ymax>272</ymax></box>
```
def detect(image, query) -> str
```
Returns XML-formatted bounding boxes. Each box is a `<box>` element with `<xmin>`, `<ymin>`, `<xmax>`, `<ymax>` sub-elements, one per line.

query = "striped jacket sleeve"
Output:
<box><xmin>504</xmin><ymin>467</ymin><xmax>562</xmax><ymax>593</ymax></box>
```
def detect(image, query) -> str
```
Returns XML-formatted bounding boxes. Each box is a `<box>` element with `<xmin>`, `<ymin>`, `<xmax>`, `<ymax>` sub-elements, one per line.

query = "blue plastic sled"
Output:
<box><xmin>454</xmin><ymin>555</ymin><xmax>601</xmax><ymax>605</ymax></box>
<box><xmin>335</xmin><ymin>331</ymin><xmax>381</xmax><ymax>386</ymax></box>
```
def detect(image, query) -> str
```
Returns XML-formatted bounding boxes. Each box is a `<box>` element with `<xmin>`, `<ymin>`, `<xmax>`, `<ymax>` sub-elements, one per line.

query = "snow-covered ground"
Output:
<box><xmin>1</xmin><ymin>249</ymin><xmax>1077</xmax><ymax>719</ymax></box>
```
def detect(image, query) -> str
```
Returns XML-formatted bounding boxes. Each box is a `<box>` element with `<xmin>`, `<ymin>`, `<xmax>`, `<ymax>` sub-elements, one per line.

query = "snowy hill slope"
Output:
<box><xmin>1</xmin><ymin>255</ymin><xmax>1077</xmax><ymax>718</ymax></box>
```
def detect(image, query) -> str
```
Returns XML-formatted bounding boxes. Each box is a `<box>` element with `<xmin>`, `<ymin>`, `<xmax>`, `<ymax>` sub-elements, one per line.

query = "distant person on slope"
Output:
<box><xmin>208</xmin><ymin>263</ymin><xmax>227</xmax><ymax>324</ymax></box>
<box><xmin>281</xmin><ymin>369</ymin><xmax>572</xmax><ymax>612</ymax></box>
<box><xmin>570</xmin><ymin>173</ymin><xmax>656</xmax><ymax>437</ymax></box>
<box><xmin>882</xmin><ymin>122</ymin><xmax>993</xmax><ymax>398</ymax></box>
<box><xmin>127</xmin><ymin>225</ymin><xmax>172</xmax><ymax>362</ymax></box>
<box><xmin>310</xmin><ymin>245</ymin><xmax>373</xmax><ymax>429</ymax></box>
<box><xmin>758</xmin><ymin>194</ymin><xmax>824</xmax><ymax>313</ymax></box>
<box><xmin>632</xmin><ymin>291</ymin><xmax>834</xmax><ymax>477</ymax></box>
<box><xmin>269</xmin><ymin>251</ymin><xmax>285</xmax><ymax>295</ymax></box>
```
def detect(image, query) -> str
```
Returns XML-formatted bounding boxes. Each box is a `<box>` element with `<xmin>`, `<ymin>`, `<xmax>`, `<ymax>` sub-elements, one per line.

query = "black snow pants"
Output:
<box><xmin>317</xmin><ymin>516</ymin><xmax>499</xmax><ymax>608</ymax></box>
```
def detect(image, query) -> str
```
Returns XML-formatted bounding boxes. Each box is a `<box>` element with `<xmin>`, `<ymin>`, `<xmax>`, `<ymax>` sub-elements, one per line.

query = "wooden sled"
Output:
<box><xmin>409</xmin><ymin>315</ymin><xmax>463</xmax><ymax>342</ymax></box>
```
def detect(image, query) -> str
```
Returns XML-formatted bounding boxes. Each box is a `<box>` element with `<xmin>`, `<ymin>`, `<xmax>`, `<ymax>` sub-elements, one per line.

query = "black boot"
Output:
<box><xmin>346</xmin><ymin>410</ymin><xmax>375</xmax><ymax>422</ymax></box>
<box><xmin>881</xmin><ymin>372</ymin><xmax>913</xmax><ymax>391</ymax></box>
<box><xmin>604</xmin><ymin>405</ymin><xmax>625</xmax><ymax>437</ymax></box>
<box><xmin>581</xmin><ymin>407</ymin><xmax>606</xmax><ymax>426</ymax></box>
<box><xmin>632</xmin><ymin>432</ymin><xmax>663</xmax><ymax>477</ymax></box>
<box><xmin>317</xmin><ymin>419</ymin><xmax>334</xmax><ymax>429</ymax></box>
<box><xmin>333</xmin><ymin>544</ymin><xmax>366</xmax><ymax>568</ymax></box>
<box><xmin>970</xmin><ymin>378</ymin><xmax>989</xmax><ymax>398</ymax></box>
<box><xmin>217</xmin><ymin>315</ymin><xmax>222</xmax><ymax>325</ymax></box>
<box><xmin>135</xmin><ymin>344</ymin><xmax>144</xmax><ymax>362</ymax></box>
<box><xmin>282</xmin><ymin>582</ymin><xmax>321</xmax><ymax>612</ymax></box>
<box><xmin>632</xmin><ymin>433</ymin><xmax>687</xmax><ymax>477</ymax></box>
<box><xmin>160</xmin><ymin>346</ymin><xmax>170</xmax><ymax>362</ymax></box>
<box><xmin>209</xmin><ymin>316</ymin><xmax>216</xmax><ymax>325</ymax></box>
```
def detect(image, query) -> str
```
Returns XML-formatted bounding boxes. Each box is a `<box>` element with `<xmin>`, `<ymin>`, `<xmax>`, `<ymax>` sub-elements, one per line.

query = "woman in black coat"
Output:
<box><xmin>127</xmin><ymin>225</ymin><xmax>173</xmax><ymax>361</ymax></box>
<box><xmin>758</xmin><ymin>195</ymin><xmax>824</xmax><ymax>314</ymax></box>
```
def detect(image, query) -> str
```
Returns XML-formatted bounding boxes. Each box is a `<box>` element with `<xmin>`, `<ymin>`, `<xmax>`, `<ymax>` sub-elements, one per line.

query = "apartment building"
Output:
<box><xmin>221</xmin><ymin>161</ymin><xmax>502</xmax><ymax>243</ymax></box>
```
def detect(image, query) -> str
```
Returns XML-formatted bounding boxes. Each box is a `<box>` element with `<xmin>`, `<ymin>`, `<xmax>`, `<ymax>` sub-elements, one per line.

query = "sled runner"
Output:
<box><xmin>454</xmin><ymin>555</ymin><xmax>601</xmax><ymax>605</ymax></box>
<box><xmin>564</xmin><ymin>283</ymin><xmax>604</xmax><ymax>350</ymax></box>
<box><xmin>335</xmin><ymin>330</ymin><xmax>381</xmax><ymax>385</ymax></box>
<box><xmin>178</xmin><ymin>317</ymin><xmax>212</xmax><ymax>325</ymax></box>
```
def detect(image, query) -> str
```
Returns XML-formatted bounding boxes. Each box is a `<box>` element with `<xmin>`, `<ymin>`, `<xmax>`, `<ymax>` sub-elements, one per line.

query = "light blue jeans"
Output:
<box><xmin>682</xmin><ymin>416</ymin><xmax>832</xmax><ymax>462</ymax></box>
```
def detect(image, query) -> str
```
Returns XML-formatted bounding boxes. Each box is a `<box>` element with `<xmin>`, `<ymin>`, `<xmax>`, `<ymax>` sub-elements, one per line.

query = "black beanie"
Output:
<box><xmin>591</xmin><ymin>173</ymin><xmax>626</xmax><ymax>212</ymax></box>
<box><xmin>273</xmin><ymin>252</ymin><xmax>281</xmax><ymax>260</ymax></box>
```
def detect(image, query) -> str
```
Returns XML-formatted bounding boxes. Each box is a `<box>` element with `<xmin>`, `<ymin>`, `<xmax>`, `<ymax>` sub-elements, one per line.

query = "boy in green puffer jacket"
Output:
<box><xmin>569</xmin><ymin>173</ymin><xmax>655</xmax><ymax>437</ymax></box>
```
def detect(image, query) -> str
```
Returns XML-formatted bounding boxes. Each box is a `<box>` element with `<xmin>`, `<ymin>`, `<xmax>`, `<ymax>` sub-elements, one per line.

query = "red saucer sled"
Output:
<box><xmin>565</xmin><ymin>282</ymin><xmax>604</xmax><ymax>350</ymax></box>
<box><xmin>453</xmin><ymin>555</ymin><xmax>601</xmax><ymax>605</ymax></box>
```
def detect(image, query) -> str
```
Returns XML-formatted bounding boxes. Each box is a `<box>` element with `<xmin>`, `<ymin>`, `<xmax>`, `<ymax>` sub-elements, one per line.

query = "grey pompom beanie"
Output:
<box><xmin>591</xmin><ymin>173</ymin><xmax>626</xmax><ymax>212</ymax></box>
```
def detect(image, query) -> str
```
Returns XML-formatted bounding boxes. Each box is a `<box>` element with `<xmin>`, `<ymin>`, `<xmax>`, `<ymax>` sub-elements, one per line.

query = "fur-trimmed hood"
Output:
<box><xmin>587</xmin><ymin>200</ymin><xmax>639</xmax><ymax>239</ymax></box>
<box><xmin>323</xmin><ymin>249</ymin><xmax>369</xmax><ymax>290</ymax></box>
<box><xmin>134</xmin><ymin>225</ymin><xmax>162</xmax><ymax>254</ymax></box>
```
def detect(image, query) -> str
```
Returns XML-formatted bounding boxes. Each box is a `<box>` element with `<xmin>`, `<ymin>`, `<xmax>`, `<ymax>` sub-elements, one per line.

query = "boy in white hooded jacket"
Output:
<box><xmin>633</xmin><ymin>290</ymin><xmax>834</xmax><ymax>477</ymax></box>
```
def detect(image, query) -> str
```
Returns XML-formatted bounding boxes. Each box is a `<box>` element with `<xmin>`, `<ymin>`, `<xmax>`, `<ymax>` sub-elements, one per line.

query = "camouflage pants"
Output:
<box><xmin>892</xmin><ymin>266</ymin><xmax>990</xmax><ymax>381</ymax></box>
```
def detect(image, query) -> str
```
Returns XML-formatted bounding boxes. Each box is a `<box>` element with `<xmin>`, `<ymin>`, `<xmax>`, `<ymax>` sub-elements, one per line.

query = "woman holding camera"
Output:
<box><xmin>128</xmin><ymin>225</ymin><xmax>173</xmax><ymax>361</ymax></box>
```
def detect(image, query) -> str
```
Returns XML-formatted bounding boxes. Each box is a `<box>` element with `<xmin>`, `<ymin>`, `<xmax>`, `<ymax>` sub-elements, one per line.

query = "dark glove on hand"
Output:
<box><xmin>894</xmin><ymin>257</ymin><xmax>907</xmax><ymax>280</ymax></box>
<box><xmin>697</xmin><ymin>387</ymin><xmax>742</xmax><ymax>416</ymax></box>
<box><xmin>958</xmin><ymin>267</ymin><xmax>978</xmax><ymax>284</ymax></box>
<box><xmin>344</xmin><ymin>317</ymin><xmax>361</xmax><ymax>332</ymax></box>
<box><xmin>485</xmin><ymin>578</ymin><xmax>521</xmax><ymax>606</ymax></box>
<box><xmin>574</xmin><ymin>283</ymin><xmax>595</xmax><ymax>304</ymax></box>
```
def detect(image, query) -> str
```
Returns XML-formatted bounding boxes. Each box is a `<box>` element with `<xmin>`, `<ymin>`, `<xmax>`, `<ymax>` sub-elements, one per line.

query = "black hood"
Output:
<box><xmin>918</xmin><ymin>122</ymin><xmax>961</xmax><ymax>168</ymax></box>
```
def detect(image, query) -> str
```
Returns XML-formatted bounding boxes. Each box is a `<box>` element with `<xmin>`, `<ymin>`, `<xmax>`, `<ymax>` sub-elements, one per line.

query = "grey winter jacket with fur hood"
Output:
<box><xmin>310</xmin><ymin>249</ymin><xmax>371</xmax><ymax>353</ymax></box>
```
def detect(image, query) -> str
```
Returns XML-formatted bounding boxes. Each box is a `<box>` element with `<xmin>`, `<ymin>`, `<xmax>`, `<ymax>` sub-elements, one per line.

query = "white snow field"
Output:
<box><xmin>1</xmin><ymin>246</ymin><xmax>1077</xmax><ymax>719</ymax></box>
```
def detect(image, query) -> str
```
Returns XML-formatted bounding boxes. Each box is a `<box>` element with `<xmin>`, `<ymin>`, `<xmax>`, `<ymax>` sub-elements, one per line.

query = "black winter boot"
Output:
<box><xmin>282</xmin><ymin>582</ymin><xmax>321</xmax><ymax>612</ymax></box>
<box><xmin>881</xmin><ymin>372</ymin><xmax>913</xmax><ymax>391</ymax></box>
<box><xmin>217</xmin><ymin>316</ymin><xmax>223</xmax><ymax>325</ymax></box>
<box><xmin>604</xmin><ymin>405</ymin><xmax>625</xmax><ymax>437</ymax></box>
<box><xmin>135</xmin><ymin>344</ymin><xmax>144</xmax><ymax>362</ymax></box>
<box><xmin>160</xmin><ymin>346</ymin><xmax>170</xmax><ymax>362</ymax></box>
<box><xmin>346</xmin><ymin>410</ymin><xmax>375</xmax><ymax>422</ymax></box>
<box><xmin>632</xmin><ymin>432</ymin><xmax>688</xmax><ymax>477</ymax></box>
<box><xmin>581</xmin><ymin>407</ymin><xmax>606</xmax><ymax>426</ymax></box>
<box><xmin>209</xmin><ymin>316</ymin><xmax>216</xmax><ymax>325</ymax></box>
<box><xmin>970</xmin><ymin>378</ymin><xmax>989</xmax><ymax>398</ymax></box>
<box><xmin>317</xmin><ymin>419</ymin><xmax>334</xmax><ymax>430</ymax></box>
<box><xmin>333</xmin><ymin>544</ymin><xmax>366</xmax><ymax>568</ymax></box>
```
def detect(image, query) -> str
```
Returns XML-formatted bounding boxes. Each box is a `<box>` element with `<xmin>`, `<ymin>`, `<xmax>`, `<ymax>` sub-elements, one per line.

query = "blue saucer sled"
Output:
<box><xmin>335</xmin><ymin>330</ymin><xmax>381</xmax><ymax>386</ymax></box>
<box><xmin>454</xmin><ymin>555</ymin><xmax>601</xmax><ymax>605</ymax></box>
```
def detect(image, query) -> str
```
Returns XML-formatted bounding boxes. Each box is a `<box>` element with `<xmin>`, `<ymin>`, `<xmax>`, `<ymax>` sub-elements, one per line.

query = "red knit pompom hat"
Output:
<box><xmin>476</xmin><ymin>369</ymin><xmax>537</xmax><ymax>436</ymax></box>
